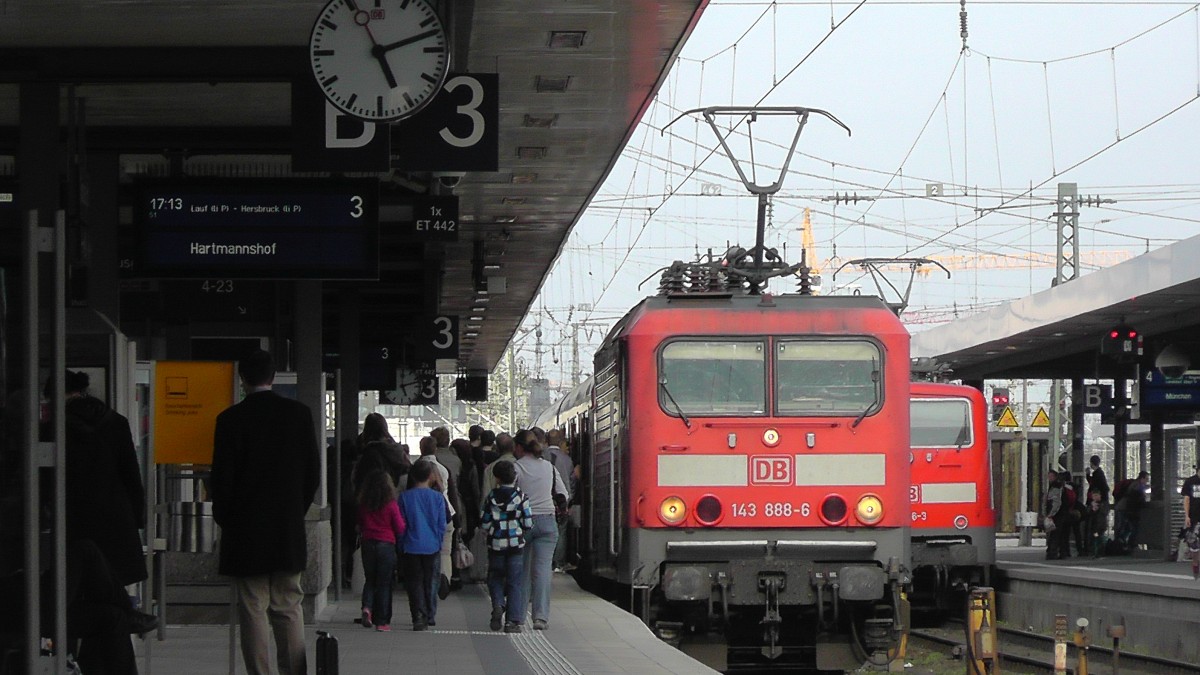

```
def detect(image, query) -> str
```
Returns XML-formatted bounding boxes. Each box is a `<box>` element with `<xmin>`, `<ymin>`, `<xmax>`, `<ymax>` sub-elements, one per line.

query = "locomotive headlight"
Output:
<box><xmin>855</xmin><ymin>494</ymin><xmax>884</xmax><ymax>525</ymax></box>
<box><xmin>659</xmin><ymin>496</ymin><xmax>687</xmax><ymax>525</ymax></box>
<box><xmin>763</xmin><ymin>428</ymin><xmax>780</xmax><ymax>447</ymax></box>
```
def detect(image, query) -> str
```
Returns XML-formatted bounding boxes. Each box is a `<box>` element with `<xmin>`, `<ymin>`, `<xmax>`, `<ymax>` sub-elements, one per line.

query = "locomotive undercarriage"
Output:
<box><xmin>909</xmin><ymin>534</ymin><xmax>992</xmax><ymax>618</ymax></box>
<box><xmin>645</xmin><ymin>553</ymin><xmax>910</xmax><ymax>672</ymax></box>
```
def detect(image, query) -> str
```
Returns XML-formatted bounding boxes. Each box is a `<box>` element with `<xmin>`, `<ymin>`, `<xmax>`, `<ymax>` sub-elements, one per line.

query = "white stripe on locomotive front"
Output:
<box><xmin>656</xmin><ymin>453</ymin><xmax>887</xmax><ymax>487</ymax></box>
<box><xmin>918</xmin><ymin>482</ymin><xmax>977</xmax><ymax>504</ymax></box>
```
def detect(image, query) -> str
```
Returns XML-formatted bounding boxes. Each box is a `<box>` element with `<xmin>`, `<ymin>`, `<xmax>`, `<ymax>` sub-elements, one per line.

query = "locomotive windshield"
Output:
<box><xmin>775</xmin><ymin>340</ymin><xmax>882</xmax><ymax>415</ymax></box>
<box><xmin>910</xmin><ymin>398</ymin><xmax>973</xmax><ymax>447</ymax></box>
<box><xmin>659</xmin><ymin>340</ymin><xmax>766</xmax><ymax>414</ymax></box>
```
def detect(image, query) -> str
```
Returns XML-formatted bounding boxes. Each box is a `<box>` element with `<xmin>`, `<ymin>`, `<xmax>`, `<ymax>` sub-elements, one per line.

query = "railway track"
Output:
<box><xmin>909</xmin><ymin>622</ymin><xmax>1200</xmax><ymax>675</ymax></box>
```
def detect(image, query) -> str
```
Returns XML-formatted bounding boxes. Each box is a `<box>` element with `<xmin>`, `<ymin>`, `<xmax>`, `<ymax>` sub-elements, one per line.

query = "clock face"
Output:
<box><xmin>309</xmin><ymin>0</ymin><xmax>450</xmax><ymax>122</ymax></box>
<box><xmin>386</xmin><ymin>367</ymin><xmax>437</xmax><ymax>405</ymax></box>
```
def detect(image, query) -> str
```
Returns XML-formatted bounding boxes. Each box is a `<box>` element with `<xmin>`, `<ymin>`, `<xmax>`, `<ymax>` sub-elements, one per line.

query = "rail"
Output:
<box><xmin>910</xmin><ymin>621</ymin><xmax>1200</xmax><ymax>675</ymax></box>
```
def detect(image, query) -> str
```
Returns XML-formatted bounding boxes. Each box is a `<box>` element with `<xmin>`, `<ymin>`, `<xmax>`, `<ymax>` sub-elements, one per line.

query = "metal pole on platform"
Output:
<box><xmin>333</xmin><ymin>368</ymin><xmax>342</xmax><ymax>601</ymax></box>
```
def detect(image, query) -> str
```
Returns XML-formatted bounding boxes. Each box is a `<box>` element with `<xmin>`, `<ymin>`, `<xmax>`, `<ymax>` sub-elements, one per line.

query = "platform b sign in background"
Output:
<box><xmin>292</xmin><ymin>76</ymin><xmax>391</xmax><ymax>172</ymax></box>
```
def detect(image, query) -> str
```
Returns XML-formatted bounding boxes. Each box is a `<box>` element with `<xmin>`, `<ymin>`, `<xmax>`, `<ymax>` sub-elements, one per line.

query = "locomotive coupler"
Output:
<box><xmin>758</xmin><ymin>572</ymin><xmax>786</xmax><ymax>659</ymax></box>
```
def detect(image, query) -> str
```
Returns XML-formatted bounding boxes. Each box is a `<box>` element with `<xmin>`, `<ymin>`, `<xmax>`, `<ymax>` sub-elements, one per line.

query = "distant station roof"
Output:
<box><xmin>911</xmin><ymin>233</ymin><xmax>1200</xmax><ymax>380</ymax></box>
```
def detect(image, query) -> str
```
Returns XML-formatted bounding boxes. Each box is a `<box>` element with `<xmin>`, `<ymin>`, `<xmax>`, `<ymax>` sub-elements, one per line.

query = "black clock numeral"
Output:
<box><xmin>420</xmin><ymin>72</ymin><xmax>438</xmax><ymax>85</ymax></box>
<box><xmin>322</xmin><ymin>75</ymin><xmax>339</xmax><ymax>87</ymax></box>
<box><xmin>314</xmin><ymin>49</ymin><xmax>335</xmax><ymax>57</ymax></box>
<box><xmin>402</xmin><ymin>92</ymin><xmax>415</xmax><ymax>109</ymax></box>
<box><xmin>419</xmin><ymin>16</ymin><xmax>436</xmax><ymax>28</ymax></box>
<box><xmin>422</xmin><ymin>45</ymin><xmax>443</xmax><ymax>53</ymax></box>
<box><xmin>400</xmin><ymin>0</ymin><xmax>411</xmax><ymax>8</ymax></box>
<box><xmin>320</xmin><ymin>19</ymin><xmax>337</xmax><ymax>30</ymax></box>
<box><xmin>377</xmin><ymin>96</ymin><xmax>384</xmax><ymax>117</ymax></box>
<box><xmin>346</xmin><ymin>93</ymin><xmax>358</xmax><ymax>108</ymax></box>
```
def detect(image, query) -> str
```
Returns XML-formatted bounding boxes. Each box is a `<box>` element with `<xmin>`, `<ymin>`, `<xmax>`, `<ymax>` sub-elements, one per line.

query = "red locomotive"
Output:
<box><xmin>532</xmin><ymin>105</ymin><xmax>917</xmax><ymax>670</ymax></box>
<box><xmin>907</xmin><ymin>381</ymin><xmax>995</xmax><ymax>614</ymax></box>
<box><xmin>537</xmin><ymin>288</ymin><xmax>913</xmax><ymax>671</ymax></box>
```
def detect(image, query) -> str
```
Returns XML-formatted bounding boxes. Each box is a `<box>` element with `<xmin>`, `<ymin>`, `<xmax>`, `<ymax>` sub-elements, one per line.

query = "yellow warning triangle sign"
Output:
<box><xmin>1031</xmin><ymin>407</ymin><xmax>1051</xmax><ymax>428</ymax></box>
<box><xmin>995</xmin><ymin>406</ymin><xmax>1020</xmax><ymax>428</ymax></box>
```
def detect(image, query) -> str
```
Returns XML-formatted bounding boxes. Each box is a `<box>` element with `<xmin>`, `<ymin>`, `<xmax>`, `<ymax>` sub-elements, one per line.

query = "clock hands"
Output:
<box><xmin>346</xmin><ymin>0</ymin><xmax>400</xmax><ymax>89</ymax></box>
<box><xmin>378</xmin><ymin>28</ymin><xmax>441</xmax><ymax>53</ymax></box>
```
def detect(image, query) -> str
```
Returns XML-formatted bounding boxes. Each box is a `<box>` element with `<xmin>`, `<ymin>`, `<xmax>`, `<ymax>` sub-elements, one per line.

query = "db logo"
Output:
<box><xmin>750</xmin><ymin>456</ymin><xmax>792</xmax><ymax>485</ymax></box>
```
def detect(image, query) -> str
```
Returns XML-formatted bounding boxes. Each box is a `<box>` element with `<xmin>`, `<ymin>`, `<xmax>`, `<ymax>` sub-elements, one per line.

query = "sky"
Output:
<box><xmin>517</xmin><ymin>0</ymin><xmax>1200</xmax><ymax>389</ymax></box>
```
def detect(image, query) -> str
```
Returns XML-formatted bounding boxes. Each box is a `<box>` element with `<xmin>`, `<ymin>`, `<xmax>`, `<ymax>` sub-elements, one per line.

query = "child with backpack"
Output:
<box><xmin>481</xmin><ymin>460</ymin><xmax>534</xmax><ymax>633</ymax></box>
<box><xmin>357</xmin><ymin>469</ymin><xmax>407</xmax><ymax>632</ymax></box>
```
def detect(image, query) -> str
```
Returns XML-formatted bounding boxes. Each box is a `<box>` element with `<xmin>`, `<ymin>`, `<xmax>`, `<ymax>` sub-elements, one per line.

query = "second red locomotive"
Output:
<box><xmin>907</xmin><ymin>381</ymin><xmax>995</xmax><ymax>615</ymax></box>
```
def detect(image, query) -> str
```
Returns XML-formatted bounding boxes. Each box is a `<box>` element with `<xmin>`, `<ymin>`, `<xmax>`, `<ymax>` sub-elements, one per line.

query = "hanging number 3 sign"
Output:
<box><xmin>419</xmin><ymin>315</ymin><xmax>459</xmax><ymax>360</ymax></box>
<box><xmin>393</xmin><ymin>73</ymin><xmax>499</xmax><ymax>172</ymax></box>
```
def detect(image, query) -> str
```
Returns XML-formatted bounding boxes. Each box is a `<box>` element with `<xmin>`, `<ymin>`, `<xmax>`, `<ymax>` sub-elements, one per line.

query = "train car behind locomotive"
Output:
<box><xmin>907</xmin><ymin>382</ymin><xmax>995</xmax><ymax>615</ymax></box>
<box><xmin>557</xmin><ymin>291</ymin><xmax>913</xmax><ymax>672</ymax></box>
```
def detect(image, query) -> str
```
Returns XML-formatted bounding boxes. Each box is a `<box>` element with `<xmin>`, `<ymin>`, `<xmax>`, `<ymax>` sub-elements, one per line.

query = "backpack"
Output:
<box><xmin>1062</xmin><ymin>482</ymin><xmax>1077</xmax><ymax>508</ymax></box>
<box><xmin>1113</xmin><ymin>478</ymin><xmax>1134</xmax><ymax>502</ymax></box>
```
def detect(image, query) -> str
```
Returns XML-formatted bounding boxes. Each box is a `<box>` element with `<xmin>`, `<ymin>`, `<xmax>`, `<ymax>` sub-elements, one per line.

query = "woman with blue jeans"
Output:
<box><xmin>513</xmin><ymin>436</ymin><xmax>568</xmax><ymax>630</ymax></box>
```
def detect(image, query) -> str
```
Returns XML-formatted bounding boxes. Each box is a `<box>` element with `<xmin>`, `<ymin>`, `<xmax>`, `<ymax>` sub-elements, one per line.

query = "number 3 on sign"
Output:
<box><xmin>432</xmin><ymin>316</ymin><xmax>455</xmax><ymax>350</ymax></box>
<box><xmin>439</xmin><ymin>76</ymin><xmax>485</xmax><ymax>148</ymax></box>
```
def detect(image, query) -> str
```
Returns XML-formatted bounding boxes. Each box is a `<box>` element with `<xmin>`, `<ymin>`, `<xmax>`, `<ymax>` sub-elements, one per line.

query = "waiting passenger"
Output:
<box><xmin>481</xmin><ymin>460</ymin><xmax>533</xmax><ymax>633</ymax></box>
<box><xmin>1086</xmin><ymin>489</ymin><xmax>1110</xmax><ymax>558</ymax></box>
<box><xmin>1182</xmin><ymin>465</ymin><xmax>1200</xmax><ymax>577</ymax></box>
<box><xmin>1042</xmin><ymin>470</ymin><xmax>1071</xmax><ymax>560</ymax></box>
<box><xmin>513</xmin><ymin>438</ymin><xmax>569</xmax><ymax>630</ymax></box>
<box><xmin>357</xmin><ymin>469</ymin><xmax>406</xmax><ymax>632</ymax></box>
<box><xmin>481</xmin><ymin>433</ymin><xmax>517</xmax><ymax>509</ymax></box>
<box><xmin>399</xmin><ymin>460</ymin><xmax>450</xmax><ymax>631</ymax></box>
<box><xmin>54</xmin><ymin>370</ymin><xmax>148</xmax><ymax>589</ymax></box>
<box><xmin>1115</xmin><ymin>471</ymin><xmax>1150</xmax><ymax>550</ymax></box>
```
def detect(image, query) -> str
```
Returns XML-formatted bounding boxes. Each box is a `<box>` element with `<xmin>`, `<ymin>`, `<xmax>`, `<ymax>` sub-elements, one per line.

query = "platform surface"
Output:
<box><xmin>139</xmin><ymin>573</ymin><xmax>719</xmax><ymax>675</ymax></box>
<box><xmin>995</xmin><ymin>537</ymin><xmax>1200</xmax><ymax>598</ymax></box>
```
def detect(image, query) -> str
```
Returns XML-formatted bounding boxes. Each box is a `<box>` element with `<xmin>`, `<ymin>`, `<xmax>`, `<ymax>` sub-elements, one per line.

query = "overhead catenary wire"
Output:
<box><xmin>531</xmin><ymin>0</ymin><xmax>1200</xmax><ymax>355</ymax></box>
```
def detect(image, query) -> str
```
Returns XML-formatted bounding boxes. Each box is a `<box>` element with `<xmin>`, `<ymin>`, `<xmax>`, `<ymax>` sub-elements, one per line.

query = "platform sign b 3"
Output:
<box><xmin>291</xmin><ymin>76</ymin><xmax>390</xmax><ymax>172</ymax></box>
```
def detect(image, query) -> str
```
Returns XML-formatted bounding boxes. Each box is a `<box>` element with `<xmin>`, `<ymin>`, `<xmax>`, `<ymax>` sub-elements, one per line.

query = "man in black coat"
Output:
<box><xmin>60</xmin><ymin>370</ymin><xmax>148</xmax><ymax>588</ymax></box>
<box><xmin>211</xmin><ymin>350</ymin><xmax>319</xmax><ymax>675</ymax></box>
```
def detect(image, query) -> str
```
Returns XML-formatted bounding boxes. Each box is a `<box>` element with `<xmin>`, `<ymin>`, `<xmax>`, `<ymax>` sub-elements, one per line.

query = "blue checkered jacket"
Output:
<box><xmin>481</xmin><ymin>485</ymin><xmax>534</xmax><ymax>552</ymax></box>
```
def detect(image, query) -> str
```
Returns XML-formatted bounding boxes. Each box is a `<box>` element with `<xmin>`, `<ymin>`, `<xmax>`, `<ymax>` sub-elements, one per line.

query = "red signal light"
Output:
<box><xmin>1110</xmin><ymin>330</ymin><xmax>1119</xmax><ymax>339</ymax></box>
<box><xmin>1128</xmin><ymin>330</ymin><xmax>1137</xmax><ymax>339</ymax></box>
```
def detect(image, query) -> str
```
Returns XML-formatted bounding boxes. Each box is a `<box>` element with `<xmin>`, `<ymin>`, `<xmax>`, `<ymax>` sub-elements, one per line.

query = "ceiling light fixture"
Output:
<box><xmin>548</xmin><ymin>31</ymin><xmax>587</xmax><ymax>48</ymax></box>
<box><xmin>521</xmin><ymin>114</ymin><xmax>558</xmax><ymax>128</ymax></box>
<box><xmin>535</xmin><ymin>75</ymin><xmax>571</xmax><ymax>92</ymax></box>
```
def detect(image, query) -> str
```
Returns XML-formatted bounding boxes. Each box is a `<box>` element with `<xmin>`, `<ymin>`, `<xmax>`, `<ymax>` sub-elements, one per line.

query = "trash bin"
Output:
<box><xmin>169</xmin><ymin>501</ymin><xmax>216</xmax><ymax>552</ymax></box>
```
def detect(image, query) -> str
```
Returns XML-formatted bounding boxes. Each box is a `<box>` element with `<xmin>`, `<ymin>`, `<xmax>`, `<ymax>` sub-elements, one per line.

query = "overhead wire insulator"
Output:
<box><xmin>960</xmin><ymin>0</ymin><xmax>969</xmax><ymax>52</ymax></box>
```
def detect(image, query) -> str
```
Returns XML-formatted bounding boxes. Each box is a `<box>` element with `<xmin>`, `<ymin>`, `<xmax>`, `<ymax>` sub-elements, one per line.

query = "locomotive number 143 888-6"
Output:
<box><xmin>730</xmin><ymin>502</ymin><xmax>812</xmax><ymax>518</ymax></box>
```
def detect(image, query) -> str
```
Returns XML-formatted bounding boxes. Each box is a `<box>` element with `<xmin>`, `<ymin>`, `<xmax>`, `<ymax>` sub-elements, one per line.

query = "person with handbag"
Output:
<box><xmin>512</xmin><ymin>432</ymin><xmax>569</xmax><ymax>631</ymax></box>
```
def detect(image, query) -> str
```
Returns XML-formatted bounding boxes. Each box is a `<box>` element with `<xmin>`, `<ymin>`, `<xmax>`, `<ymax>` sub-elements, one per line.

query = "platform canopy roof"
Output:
<box><xmin>911</xmin><ymin>234</ymin><xmax>1200</xmax><ymax>381</ymax></box>
<box><xmin>0</xmin><ymin>0</ymin><xmax>709</xmax><ymax>375</ymax></box>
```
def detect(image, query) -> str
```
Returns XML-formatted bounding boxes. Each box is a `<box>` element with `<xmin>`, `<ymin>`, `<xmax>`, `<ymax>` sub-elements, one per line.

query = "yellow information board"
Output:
<box><xmin>153</xmin><ymin>361</ymin><xmax>235</xmax><ymax>464</ymax></box>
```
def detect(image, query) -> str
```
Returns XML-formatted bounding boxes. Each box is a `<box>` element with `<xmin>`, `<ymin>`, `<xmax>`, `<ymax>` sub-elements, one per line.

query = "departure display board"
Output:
<box><xmin>125</xmin><ymin>181</ymin><xmax>379</xmax><ymax>279</ymax></box>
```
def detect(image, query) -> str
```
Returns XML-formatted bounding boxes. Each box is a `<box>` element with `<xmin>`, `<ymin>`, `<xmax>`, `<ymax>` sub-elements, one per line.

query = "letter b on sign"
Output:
<box><xmin>751</xmin><ymin>456</ymin><xmax>791</xmax><ymax>485</ymax></box>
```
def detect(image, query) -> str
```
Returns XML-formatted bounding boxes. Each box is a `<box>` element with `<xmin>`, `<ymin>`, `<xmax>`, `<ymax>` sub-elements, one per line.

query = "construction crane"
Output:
<box><xmin>796</xmin><ymin>209</ymin><xmax>1131</xmax><ymax>277</ymax></box>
